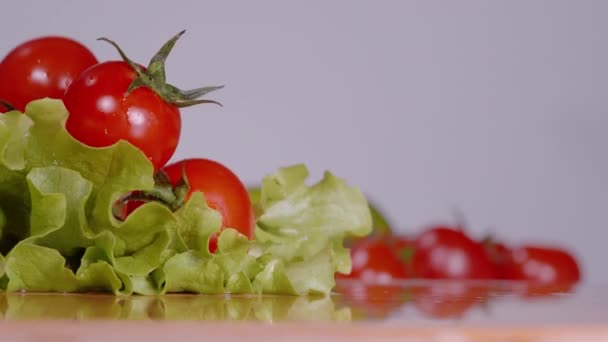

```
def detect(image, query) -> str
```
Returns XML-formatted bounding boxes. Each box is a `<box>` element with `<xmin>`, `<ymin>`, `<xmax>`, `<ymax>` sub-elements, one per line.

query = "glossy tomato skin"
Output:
<box><xmin>392</xmin><ymin>235</ymin><xmax>416</xmax><ymax>276</ymax></box>
<box><xmin>412</xmin><ymin>226</ymin><xmax>493</xmax><ymax>279</ymax></box>
<box><xmin>0</xmin><ymin>36</ymin><xmax>97</xmax><ymax>112</ymax></box>
<box><xmin>162</xmin><ymin>158</ymin><xmax>255</xmax><ymax>251</ymax></box>
<box><xmin>505</xmin><ymin>245</ymin><xmax>581</xmax><ymax>285</ymax></box>
<box><xmin>482</xmin><ymin>241</ymin><xmax>514</xmax><ymax>279</ymax></box>
<box><xmin>335</xmin><ymin>237</ymin><xmax>411</xmax><ymax>318</ymax></box>
<box><xmin>338</xmin><ymin>237</ymin><xmax>408</xmax><ymax>282</ymax></box>
<box><xmin>63</xmin><ymin>61</ymin><xmax>181</xmax><ymax>170</ymax></box>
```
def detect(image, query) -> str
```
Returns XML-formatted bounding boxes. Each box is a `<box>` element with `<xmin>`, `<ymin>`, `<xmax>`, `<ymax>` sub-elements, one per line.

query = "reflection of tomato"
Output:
<box><xmin>337</xmin><ymin>237</ymin><xmax>408</xmax><ymax>281</ymax></box>
<box><xmin>519</xmin><ymin>282</ymin><xmax>576</xmax><ymax>298</ymax></box>
<box><xmin>335</xmin><ymin>281</ymin><xmax>410</xmax><ymax>319</ymax></box>
<box><xmin>413</xmin><ymin>282</ymin><xmax>489</xmax><ymax>319</ymax></box>
<box><xmin>412</xmin><ymin>226</ymin><xmax>493</xmax><ymax>279</ymax></box>
<box><xmin>336</xmin><ymin>237</ymin><xmax>411</xmax><ymax>318</ymax></box>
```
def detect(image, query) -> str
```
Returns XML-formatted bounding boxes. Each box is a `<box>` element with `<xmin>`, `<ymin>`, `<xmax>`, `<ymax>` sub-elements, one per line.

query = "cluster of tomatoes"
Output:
<box><xmin>0</xmin><ymin>34</ymin><xmax>255</xmax><ymax>250</ymax></box>
<box><xmin>337</xmin><ymin>207</ymin><xmax>582</xmax><ymax>319</ymax></box>
<box><xmin>0</xmin><ymin>35</ymin><xmax>583</xmax><ymax>311</ymax></box>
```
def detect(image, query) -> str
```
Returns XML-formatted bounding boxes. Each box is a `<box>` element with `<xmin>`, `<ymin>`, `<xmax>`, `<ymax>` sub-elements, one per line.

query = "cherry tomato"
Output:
<box><xmin>63</xmin><ymin>61</ymin><xmax>181</xmax><ymax>170</ymax></box>
<box><xmin>336</xmin><ymin>237</ymin><xmax>411</xmax><ymax>319</ymax></box>
<box><xmin>162</xmin><ymin>158</ymin><xmax>255</xmax><ymax>252</ymax></box>
<box><xmin>392</xmin><ymin>235</ymin><xmax>415</xmax><ymax>276</ymax></box>
<box><xmin>115</xmin><ymin>194</ymin><xmax>146</xmax><ymax>221</ymax></box>
<box><xmin>504</xmin><ymin>245</ymin><xmax>581</xmax><ymax>285</ymax></box>
<box><xmin>0</xmin><ymin>36</ymin><xmax>97</xmax><ymax>112</ymax></box>
<box><xmin>337</xmin><ymin>237</ymin><xmax>408</xmax><ymax>282</ymax></box>
<box><xmin>481</xmin><ymin>239</ymin><xmax>514</xmax><ymax>279</ymax></box>
<box><xmin>412</xmin><ymin>226</ymin><xmax>493</xmax><ymax>279</ymax></box>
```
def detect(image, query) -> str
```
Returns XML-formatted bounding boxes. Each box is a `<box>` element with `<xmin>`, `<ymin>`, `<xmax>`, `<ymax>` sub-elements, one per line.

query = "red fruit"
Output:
<box><xmin>64</xmin><ymin>60</ymin><xmax>181</xmax><ymax>171</ymax></box>
<box><xmin>482</xmin><ymin>239</ymin><xmax>514</xmax><ymax>279</ymax></box>
<box><xmin>412</xmin><ymin>226</ymin><xmax>493</xmax><ymax>279</ymax></box>
<box><xmin>392</xmin><ymin>235</ymin><xmax>416</xmax><ymax>276</ymax></box>
<box><xmin>338</xmin><ymin>237</ymin><xmax>408</xmax><ymax>282</ymax></box>
<box><xmin>162</xmin><ymin>158</ymin><xmax>255</xmax><ymax>252</ymax></box>
<box><xmin>63</xmin><ymin>31</ymin><xmax>221</xmax><ymax>171</ymax></box>
<box><xmin>0</xmin><ymin>36</ymin><xmax>98</xmax><ymax>112</ymax></box>
<box><xmin>506</xmin><ymin>245</ymin><xmax>581</xmax><ymax>285</ymax></box>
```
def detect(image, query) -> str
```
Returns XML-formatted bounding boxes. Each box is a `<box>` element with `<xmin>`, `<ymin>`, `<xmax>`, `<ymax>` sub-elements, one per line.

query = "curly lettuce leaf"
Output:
<box><xmin>5</xmin><ymin>244</ymin><xmax>121</xmax><ymax>293</ymax></box>
<box><xmin>254</xmin><ymin>164</ymin><xmax>372</xmax><ymax>293</ymax></box>
<box><xmin>0</xmin><ymin>100</ymin><xmax>167</xmax><ymax>293</ymax></box>
<box><xmin>0</xmin><ymin>99</ymin><xmax>372</xmax><ymax>295</ymax></box>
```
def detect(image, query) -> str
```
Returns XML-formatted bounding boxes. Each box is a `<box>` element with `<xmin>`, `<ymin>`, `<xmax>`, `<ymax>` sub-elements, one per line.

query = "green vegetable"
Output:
<box><xmin>0</xmin><ymin>99</ymin><xmax>372</xmax><ymax>295</ymax></box>
<box><xmin>249</xmin><ymin>186</ymin><xmax>391</xmax><ymax>241</ymax></box>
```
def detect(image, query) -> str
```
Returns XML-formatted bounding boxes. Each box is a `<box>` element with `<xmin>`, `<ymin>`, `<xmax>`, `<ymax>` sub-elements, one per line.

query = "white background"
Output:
<box><xmin>2</xmin><ymin>1</ymin><xmax>607</xmax><ymax>283</ymax></box>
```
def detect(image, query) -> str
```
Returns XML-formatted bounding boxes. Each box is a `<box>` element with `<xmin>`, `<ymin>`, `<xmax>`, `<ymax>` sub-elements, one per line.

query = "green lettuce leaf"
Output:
<box><xmin>0</xmin><ymin>99</ymin><xmax>372</xmax><ymax>295</ymax></box>
<box><xmin>254</xmin><ymin>164</ymin><xmax>372</xmax><ymax>293</ymax></box>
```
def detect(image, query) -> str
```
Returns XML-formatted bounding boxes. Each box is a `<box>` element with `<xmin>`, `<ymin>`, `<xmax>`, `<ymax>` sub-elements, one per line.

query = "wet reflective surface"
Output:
<box><xmin>0</xmin><ymin>280</ymin><xmax>606</xmax><ymax>342</ymax></box>
<box><xmin>0</xmin><ymin>280</ymin><xmax>603</xmax><ymax>324</ymax></box>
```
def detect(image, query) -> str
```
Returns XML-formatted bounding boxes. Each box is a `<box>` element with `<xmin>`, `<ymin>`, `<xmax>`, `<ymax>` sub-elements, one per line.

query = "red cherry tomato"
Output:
<box><xmin>0</xmin><ymin>36</ymin><xmax>97</xmax><ymax>112</ymax></box>
<box><xmin>392</xmin><ymin>235</ymin><xmax>415</xmax><ymax>276</ymax></box>
<box><xmin>505</xmin><ymin>245</ymin><xmax>581</xmax><ymax>285</ymax></box>
<box><xmin>393</xmin><ymin>235</ymin><xmax>413</xmax><ymax>252</ymax></box>
<box><xmin>162</xmin><ymin>158</ymin><xmax>255</xmax><ymax>252</ymax></box>
<box><xmin>337</xmin><ymin>237</ymin><xmax>408</xmax><ymax>282</ymax></box>
<box><xmin>412</xmin><ymin>226</ymin><xmax>493</xmax><ymax>279</ymax></box>
<box><xmin>482</xmin><ymin>240</ymin><xmax>514</xmax><ymax>279</ymax></box>
<box><xmin>63</xmin><ymin>61</ymin><xmax>181</xmax><ymax>170</ymax></box>
<box><xmin>115</xmin><ymin>193</ymin><xmax>146</xmax><ymax>221</ymax></box>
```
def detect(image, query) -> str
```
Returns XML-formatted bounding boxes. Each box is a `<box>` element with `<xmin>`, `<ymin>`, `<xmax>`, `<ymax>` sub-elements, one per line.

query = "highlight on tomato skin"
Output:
<box><xmin>480</xmin><ymin>235</ymin><xmax>582</xmax><ymax>297</ymax></box>
<box><xmin>337</xmin><ymin>237</ymin><xmax>409</xmax><ymax>282</ymax></box>
<box><xmin>0</xmin><ymin>36</ymin><xmax>98</xmax><ymax>112</ymax></box>
<box><xmin>62</xmin><ymin>31</ymin><xmax>223</xmax><ymax>171</ymax></box>
<box><xmin>503</xmin><ymin>245</ymin><xmax>581</xmax><ymax>298</ymax></box>
<box><xmin>335</xmin><ymin>236</ymin><xmax>411</xmax><ymax>319</ymax></box>
<box><xmin>162</xmin><ymin>158</ymin><xmax>255</xmax><ymax>252</ymax></box>
<box><xmin>63</xmin><ymin>61</ymin><xmax>182</xmax><ymax>171</ymax></box>
<box><xmin>411</xmin><ymin>226</ymin><xmax>494</xmax><ymax>280</ymax></box>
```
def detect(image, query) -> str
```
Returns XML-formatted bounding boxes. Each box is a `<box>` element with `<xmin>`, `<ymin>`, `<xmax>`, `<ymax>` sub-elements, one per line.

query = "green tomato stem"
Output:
<box><xmin>97</xmin><ymin>31</ymin><xmax>224</xmax><ymax>108</ymax></box>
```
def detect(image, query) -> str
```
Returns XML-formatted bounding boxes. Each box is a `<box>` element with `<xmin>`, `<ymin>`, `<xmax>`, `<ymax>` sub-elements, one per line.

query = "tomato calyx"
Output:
<box><xmin>397</xmin><ymin>244</ymin><xmax>415</xmax><ymax>264</ymax></box>
<box><xmin>480</xmin><ymin>235</ymin><xmax>503</xmax><ymax>259</ymax></box>
<box><xmin>112</xmin><ymin>167</ymin><xmax>191</xmax><ymax>220</ymax></box>
<box><xmin>0</xmin><ymin>100</ymin><xmax>16</xmax><ymax>112</ymax></box>
<box><xmin>98</xmin><ymin>30</ymin><xmax>223</xmax><ymax>108</ymax></box>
